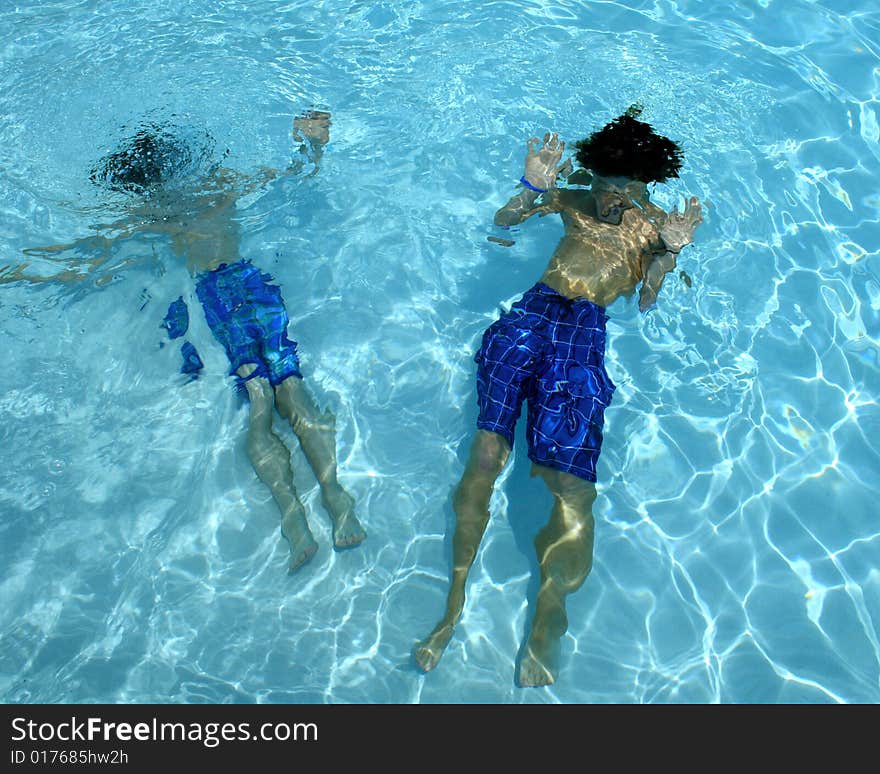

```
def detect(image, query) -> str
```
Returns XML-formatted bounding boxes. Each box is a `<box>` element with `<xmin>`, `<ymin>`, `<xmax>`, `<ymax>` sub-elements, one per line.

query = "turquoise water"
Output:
<box><xmin>1</xmin><ymin>0</ymin><xmax>878</xmax><ymax>703</ymax></box>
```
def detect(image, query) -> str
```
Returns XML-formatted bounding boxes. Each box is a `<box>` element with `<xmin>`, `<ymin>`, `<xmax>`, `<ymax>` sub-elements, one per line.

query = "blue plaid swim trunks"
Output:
<box><xmin>195</xmin><ymin>260</ymin><xmax>302</xmax><ymax>386</ymax></box>
<box><xmin>474</xmin><ymin>282</ymin><xmax>616</xmax><ymax>482</ymax></box>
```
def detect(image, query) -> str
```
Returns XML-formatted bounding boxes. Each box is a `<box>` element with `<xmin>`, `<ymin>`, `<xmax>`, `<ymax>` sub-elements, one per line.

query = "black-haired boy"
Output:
<box><xmin>415</xmin><ymin>107</ymin><xmax>702</xmax><ymax>687</ymax></box>
<box><xmin>7</xmin><ymin>111</ymin><xmax>365</xmax><ymax>572</ymax></box>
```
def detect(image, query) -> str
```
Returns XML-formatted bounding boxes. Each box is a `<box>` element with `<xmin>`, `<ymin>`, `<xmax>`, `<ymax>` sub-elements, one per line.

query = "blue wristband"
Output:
<box><xmin>520</xmin><ymin>176</ymin><xmax>548</xmax><ymax>194</ymax></box>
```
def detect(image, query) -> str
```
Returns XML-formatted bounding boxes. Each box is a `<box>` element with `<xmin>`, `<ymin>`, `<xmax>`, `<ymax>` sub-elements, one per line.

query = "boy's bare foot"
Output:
<box><xmin>321</xmin><ymin>486</ymin><xmax>366</xmax><ymax>549</ymax></box>
<box><xmin>413</xmin><ymin>623</ymin><xmax>455</xmax><ymax>672</ymax></box>
<box><xmin>517</xmin><ymin>632</ymin><xmax>560</xmax><ymax>687</ymax></box>
<box><xmin>281</xmin><ymin>509</ymin><xmax>318</xmax><ymax>572</ymax></box>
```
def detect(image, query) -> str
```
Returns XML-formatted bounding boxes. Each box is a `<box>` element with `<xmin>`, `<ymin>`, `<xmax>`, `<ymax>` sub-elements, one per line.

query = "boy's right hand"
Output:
<box><xmin>293</xmin><ymin>110</ymin><xmax>331</xmax><ymax>146</ymax></box>
<box><xmin>523</xmin><ymin>132</ymin><xmax>565</xmax><ymax>191</ymax></box>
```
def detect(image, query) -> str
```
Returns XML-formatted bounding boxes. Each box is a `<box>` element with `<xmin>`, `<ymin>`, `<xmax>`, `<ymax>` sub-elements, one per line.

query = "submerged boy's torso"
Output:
<box><xmin>132</xmin><ymin>173</ymin><xmax>243</xmax><ymax>274</ymax></box>
<box><xmin>539</xmin><ymin>189</ymin><xmax>666</xmax><ymax>307</ymax></box>
<box><xmin>168</xmin><ymin>199</ymin><xmax>240</xmax><ymax>274</ymax></box>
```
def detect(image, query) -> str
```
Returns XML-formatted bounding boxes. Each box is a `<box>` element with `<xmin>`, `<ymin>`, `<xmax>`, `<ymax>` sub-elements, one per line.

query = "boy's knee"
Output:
<box><xmin>471</xmin><ymin>431</ymin><xmax>510</xmax><ymax>476</ymax></box>
<box><xmin>275</xmin><ymin>380</ymin><xmax>333</xmax><ymax>434</ymax></box>
<box><xmin>246</xmin><ymin>434</ymin><xmax>293</xmax><ymax>491</ymax></box>
<box><xmin>247</xmin><ymin>428</ymin><xmax>280</xmax><ymax>461</ymax></box>
<box><xmin>474</xmin><ymin>448</ymin><xmax>504</xmax><ymax>477</ymax></box>
<box><xmin>290</xmin><ymin>404</ymin><xmax>335</xmax><ymax>438</ymax></box>
<box><xmin>560</xmin><ymin>475</ymin><xmax>596</xmax><ymax>505</ymax></box>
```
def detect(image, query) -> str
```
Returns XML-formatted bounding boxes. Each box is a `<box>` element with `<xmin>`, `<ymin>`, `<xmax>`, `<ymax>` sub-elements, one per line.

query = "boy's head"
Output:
<box><xmin>90</xmin><ymin>123</ymin><xmax>219</xmax><ymax>195</ymax></box>
<box><xmin>574</xmin><ymin>105</ymin><xmax>683</xmax><ymax>184</ymax></box>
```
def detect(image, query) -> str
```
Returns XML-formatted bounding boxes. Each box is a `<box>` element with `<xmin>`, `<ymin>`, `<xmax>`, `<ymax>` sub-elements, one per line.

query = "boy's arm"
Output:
<box><xmin>1</xmin><ymin>230</ymin><xmax>115</xmax><ymax>285</ymax></box>
<box><xmin>494</xmin><ymin>133</ymin><xmax>568</xmax><ymax>227</ymax></box>
<box><xmin>2</xmin><ymin>242</ymin><xmax>149</xmax><ymax>287</ymax></box>
<box><xmin>5</xmin><ymin>212</ymin><xmax>177</xmax><ymax>286</ymax></box>
<box><xmin>292</xmin><ymin>110</ymin><xmax>330</xmax><ymax>172</ymax></box>
<box><xmin>638</xmin><ymin>197</ymin><xmax>702</xmax><ymax>312</ymax></box>
<box><xmin>240</xmin><ymin>110</ymin><xmax>331</xmax><ymax>194</ymax></box>
<box><xmin>637</xmin><ymin>250</ymin><xmax>677</xmax><ymax>312</ymax></box>
<box><xmin>4</xmin><ymin>111</ymin><xmax>333</xmax><ymax>285</ymax></box>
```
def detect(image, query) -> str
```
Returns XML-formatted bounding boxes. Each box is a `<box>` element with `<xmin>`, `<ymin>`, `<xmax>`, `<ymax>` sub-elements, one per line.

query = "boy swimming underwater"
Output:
<box><xmin>5</xmin><ymin>111</ymin><xmax>365</xmax><ymax>571</ymax></box>
<box><xmin>415</xmin><ymin>107</ymin><xmax>702</xmax><ymax>686</ymax></box>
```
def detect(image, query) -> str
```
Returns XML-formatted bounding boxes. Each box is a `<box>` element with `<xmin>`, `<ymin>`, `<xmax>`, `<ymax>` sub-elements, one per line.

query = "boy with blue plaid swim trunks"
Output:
<box><xmin>12</xmin><ymin>111</ymin><xmax>365</xmax><ymax>573</ymax></box>
<box><xmin>195</xmin><ymin>259</ymin><xmax>304</xmax><ymax>388</ymax></box>
<box><xmin>415</xmin><ymin>107</ymin><xmax>703</xmax><ymax>687</ymax></box>
<box><xmin>474</xmin><ymin>282</ymin><xmax>616</xmax><ymax>482</ymax></box>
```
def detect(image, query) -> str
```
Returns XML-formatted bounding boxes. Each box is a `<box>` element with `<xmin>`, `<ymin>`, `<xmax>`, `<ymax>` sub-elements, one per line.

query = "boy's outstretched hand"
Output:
<box><xmin>293</xmin><ymin>110</ymin><xmax>331</xmax><ymax>147</ymax></box>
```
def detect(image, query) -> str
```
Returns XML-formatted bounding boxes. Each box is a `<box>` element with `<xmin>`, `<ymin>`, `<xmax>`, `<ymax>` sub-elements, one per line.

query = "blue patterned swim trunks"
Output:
<box><xmin>475</xmin><ymin>282</ymin><xmax>616</xmax><ymax>482</ymax></box>
<box><xmin>195</xmin><ymin>260</ymin><xmax>302</xmax><ymax>386</ymax></box>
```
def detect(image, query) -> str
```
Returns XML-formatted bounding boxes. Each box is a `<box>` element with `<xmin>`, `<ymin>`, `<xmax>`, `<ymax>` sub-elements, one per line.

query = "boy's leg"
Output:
<box><xmin>238</xmin><ymin>364</ymin><xmax>317</xmax><ymax>571</ymax></box>
<box><xmin>518</xmin><ymin>465</ymin><xmax>596</xmax><ymax>687</ymax></box>
<box><xmin>274</xmin><ymin>375</ymin><xmax>366</xmax><ymax>549</ymax></box>
<box><xmin>414</xmin><ymin>429</ymin><xmax>510</xmax><ymax>672</ymax></box>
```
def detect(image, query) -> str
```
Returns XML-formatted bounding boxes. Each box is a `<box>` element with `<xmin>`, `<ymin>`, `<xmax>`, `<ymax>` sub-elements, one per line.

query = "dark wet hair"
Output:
<box><xmin>90</xmin><ymin>123</ymin><xmax>220</xmax><ymax>195</ymax></box>
<box><xmin>574</xmin><ymin>105</ymin><xmax>683</xmax><ymax>183</ymax></box>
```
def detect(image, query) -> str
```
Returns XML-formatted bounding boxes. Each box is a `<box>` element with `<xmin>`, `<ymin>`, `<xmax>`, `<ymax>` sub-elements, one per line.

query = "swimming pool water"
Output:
<box><xmin>1</xmin><ymin>0</ymin><xmax>878</xmax><ymax>703</ymax></box>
